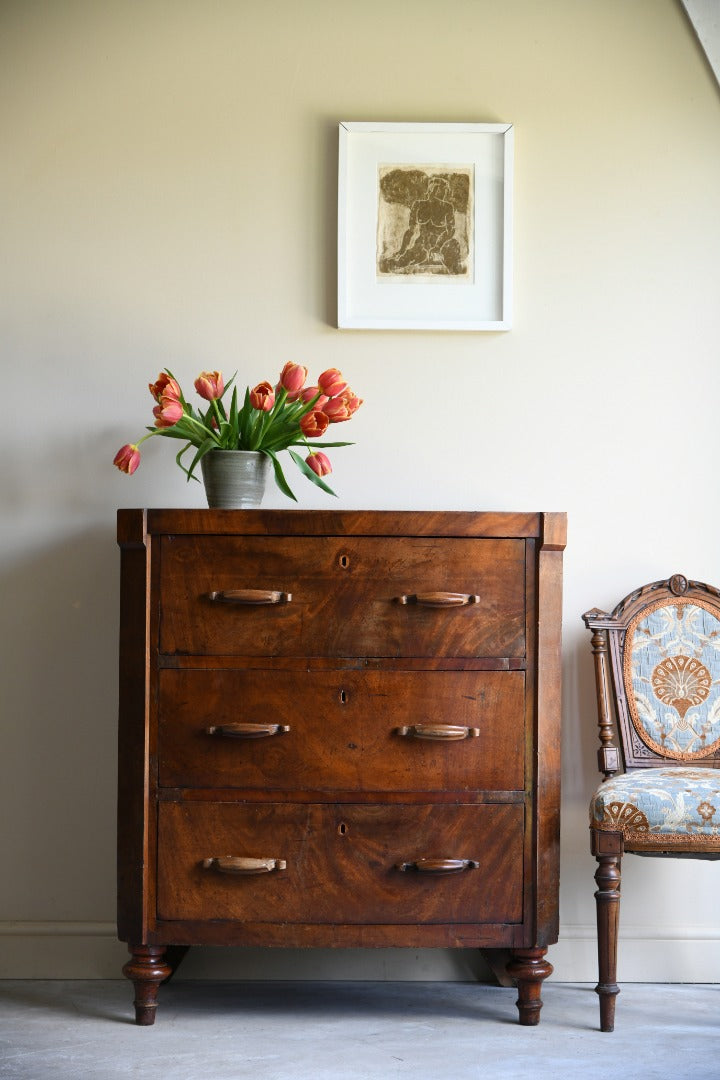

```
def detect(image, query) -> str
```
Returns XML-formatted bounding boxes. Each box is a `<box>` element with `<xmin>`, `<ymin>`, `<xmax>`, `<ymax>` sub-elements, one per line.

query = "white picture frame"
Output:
<box><xmin>338</xmin><ymin>121</ymin><xmax>513</xmax><ymax>331</ymax></box>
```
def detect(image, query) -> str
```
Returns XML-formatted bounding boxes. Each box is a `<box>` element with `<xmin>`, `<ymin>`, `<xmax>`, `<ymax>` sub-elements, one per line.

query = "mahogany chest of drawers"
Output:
<box><xmin>116</xmin><ymin>509</ymin><xmax>566</xmax><ymax>1025</ymax></box>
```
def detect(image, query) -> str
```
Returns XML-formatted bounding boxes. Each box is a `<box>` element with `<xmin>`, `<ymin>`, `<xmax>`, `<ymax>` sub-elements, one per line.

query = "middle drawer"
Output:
<box><xmin>158</xmin><ymin>668</ymin><xmax>525</xmax><ymax>792</ymax></box>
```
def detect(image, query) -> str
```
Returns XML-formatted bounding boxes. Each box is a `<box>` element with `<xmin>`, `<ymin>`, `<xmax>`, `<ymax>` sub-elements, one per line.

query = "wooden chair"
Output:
<box><xmin>583</xmin><ymin>574</ymin><xmax>720</xmax><ymax>1031</ymax></box>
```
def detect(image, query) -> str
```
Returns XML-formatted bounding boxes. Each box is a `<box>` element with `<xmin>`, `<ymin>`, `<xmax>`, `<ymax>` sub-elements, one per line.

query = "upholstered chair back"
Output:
<box><xmin>623</xmin><ymin>595</ymin><xmax>720</xmax><ymax>762</ymax></box>
<box><xmin>586</xmin><ymin>574</ymin><xmax>720</xmax><ymax>773</ymax></box>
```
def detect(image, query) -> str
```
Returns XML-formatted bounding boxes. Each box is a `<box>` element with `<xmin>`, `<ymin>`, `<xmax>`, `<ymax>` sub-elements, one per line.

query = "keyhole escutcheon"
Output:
<box><xmin>338</xmin><ymin>554</ymin><xmax>350</xmax><ymax>569</ymax></box>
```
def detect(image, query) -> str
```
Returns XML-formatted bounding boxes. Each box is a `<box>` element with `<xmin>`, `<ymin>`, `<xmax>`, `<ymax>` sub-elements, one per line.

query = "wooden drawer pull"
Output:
<box><xmin>397</xmin><ymin>592</ymin><xmax>480</xmax><ymax>607</ymax></box>
<box><xmin>207</xmin><ymin>589</ymin><xmax>292</xmax><ymax>605</ymax></box>
<box><xmin>205</xmin><ymin>723</ymin><xmax>290</xmax><ymax>739</ymax></box>
<box><xmin>201</xmin><ymin>856</ymin><xmax>287</xmax><ymax>875</ymax></box>
<box><xmin>396</xmin><ymin>858</ymin><xmax>480</xmax><ymax>874</ymax></box>
<box><xmin>397</xmin><ymin>724</ymin><xmax>480</xmax><ymax>741</ymax></box>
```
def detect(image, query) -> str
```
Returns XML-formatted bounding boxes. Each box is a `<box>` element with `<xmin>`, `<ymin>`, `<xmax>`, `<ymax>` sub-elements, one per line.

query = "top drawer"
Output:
<box><xmin>158</xmin><ymin>535</ymin><xmax>526</xmax><ymax>658</ymax></box>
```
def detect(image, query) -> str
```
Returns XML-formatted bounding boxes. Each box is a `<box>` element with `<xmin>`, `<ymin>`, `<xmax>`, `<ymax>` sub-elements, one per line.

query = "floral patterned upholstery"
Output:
<box><xmin>590</xmin><ymin>767</ymin><xmax>720</xmax><ymax>849</ymax></box>
<box><xmin>625</xmin><ymin>599</ymin><xmax>720</xmax><ymax>760</ymax></box>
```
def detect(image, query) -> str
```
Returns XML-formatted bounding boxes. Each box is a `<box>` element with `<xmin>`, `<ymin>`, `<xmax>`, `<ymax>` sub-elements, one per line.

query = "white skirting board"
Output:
<box><xmin>1</xmin><ymin>923</ymin><xmax>719</xmax><ymax>982</ymax></box>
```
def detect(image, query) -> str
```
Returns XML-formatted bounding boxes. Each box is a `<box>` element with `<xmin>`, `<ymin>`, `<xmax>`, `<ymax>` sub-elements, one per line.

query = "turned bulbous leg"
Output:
<box><xmin>506</xmin><ymin>947</ymin><xmax>553</xmax><ymax>1025</ymax></box>
<box><xmin>122</xmin><ymin>945</ymin><xmax>172</xmax><ymax>1025</ymax></box>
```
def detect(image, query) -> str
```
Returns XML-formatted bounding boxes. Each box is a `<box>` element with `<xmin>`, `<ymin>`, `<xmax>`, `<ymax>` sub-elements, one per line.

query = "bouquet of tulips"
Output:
<box><xmin>113</xmin><ymin>363</ymin><xmax>362</xmax><ymax>500</ymax></box>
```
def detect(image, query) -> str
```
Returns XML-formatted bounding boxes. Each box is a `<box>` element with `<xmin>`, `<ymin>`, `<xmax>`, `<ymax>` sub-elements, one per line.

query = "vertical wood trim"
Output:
<box><xmin>522</xmin><ymin>540</ymin><xmax>538</xmax><ymax>938</ymax></box>
<box><xmin>117</xmin><ymin>511</ymin><xmax>151</xmax><ymax>943</ymax></box>
<box><xmin>534</xmin><ymin>513</ymin><xmax>566</xmax><ymax>943</ymax></box>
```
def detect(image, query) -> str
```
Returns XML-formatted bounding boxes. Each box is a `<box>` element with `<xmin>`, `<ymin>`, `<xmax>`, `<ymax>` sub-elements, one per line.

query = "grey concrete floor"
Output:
<box><xmin>0</xmin><ymin>980</ymin><xmax>717</xmax><ymax>1080</ymax></box>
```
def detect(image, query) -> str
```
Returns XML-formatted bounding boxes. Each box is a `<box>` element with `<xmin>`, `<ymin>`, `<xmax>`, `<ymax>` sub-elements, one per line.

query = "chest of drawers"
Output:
<box><xmin>117</xmin><ymin>509</ymin><xmax>566</xmax><ymax>1026</ymax></box>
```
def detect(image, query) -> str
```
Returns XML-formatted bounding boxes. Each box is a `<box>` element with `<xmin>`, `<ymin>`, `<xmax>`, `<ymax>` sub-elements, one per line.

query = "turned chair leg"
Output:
<box><xmin>594</xmin><ymin>851</ymin><xmax>622</xmax><ymax>1032</ymax></box>
<box><xmin>122</xmin><ymin>945</ymin><xmax>172</xmax><ymax>1025</ymax></box>
<box><xmin>506</xmin><ymin>947</ymin><xmax>553</xmax><ymax>1025</ymax></box>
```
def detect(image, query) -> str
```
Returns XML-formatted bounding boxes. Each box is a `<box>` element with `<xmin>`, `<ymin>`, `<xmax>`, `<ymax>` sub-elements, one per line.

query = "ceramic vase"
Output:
<box><xmin>200</xmin><ymin>450</ymin><xmax>270</xmax><ymax>509</ymax></box>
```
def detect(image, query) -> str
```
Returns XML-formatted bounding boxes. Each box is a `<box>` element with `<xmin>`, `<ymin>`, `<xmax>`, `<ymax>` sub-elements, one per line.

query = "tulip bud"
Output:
<box><xmin>250</xmin><ymin>380</ymin><xmax>275</xmax><ymax>412</ymax></box>
<box><xmin>113</xmin><ymin>444</ymin><xmax>141</xmax><ymax>475</ymax></box>
<box><xmin>299</xmin><ymin>408</ymin><xmax>329</xmax><ymax>438</ymax></box>
<box><xmin>317</xmin><ymin>368</ymin><xmax>347</xmax><ymax>398</ymax></box>
<box><xmin>306</xmin><ymin>452</ymin><xmax>332</xmax><ymax>477</ymax></box>
<box><xmin>194</xmin><ymin>370</ymin><xmax>225</xmax><ymax>401</ymax></box>
<box><xmin>279</xmin><ymin>362</ymin><xmax>308</xmax><ymax>396</ymax></box>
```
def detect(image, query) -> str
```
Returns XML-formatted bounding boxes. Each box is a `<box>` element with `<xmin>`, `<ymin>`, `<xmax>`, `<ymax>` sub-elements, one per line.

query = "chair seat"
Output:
<box><xmin>590</xmin><ymin>767</ymin><xmax>720</xmax><ymax>850</ymax></box>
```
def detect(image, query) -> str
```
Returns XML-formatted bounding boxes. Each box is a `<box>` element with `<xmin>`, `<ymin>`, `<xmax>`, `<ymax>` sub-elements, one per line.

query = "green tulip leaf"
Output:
<box><xmin>185</xmin><ymin>437</ymin><xmax>219</xmax><ymax>482</ymax></box>
<box><xmin>267</xmin><ymin>451</ymin><xmax>298</xmax><ymax>502</ymax></box>
<box><xmin>229</xmin><ymin>386</ymin><xmax>239</xmax><ymax>441</ymax></box>
<box><xmin>302</xmin><ymin>440</ymin><xmax>354</xmax><ymax>449</ymax></box>
<box><xmin>238</xmin><ymin>387</ymin><xmax>252</xmax><ymax>448</ymax></box>
<box><xmin>175</xmin><ymin>441</ymin><xmax>199</xmax><ymax>481</ymax></box>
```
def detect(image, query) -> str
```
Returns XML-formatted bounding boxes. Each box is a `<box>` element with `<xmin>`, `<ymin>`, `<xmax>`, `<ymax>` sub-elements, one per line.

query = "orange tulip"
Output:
<box><xmin>279</xmin><ymin>362</ymin><xmax>307</xmax><ymax>397</ymax></box>
<box><xmin>343</xmin><ymin>390</ymin><xmax>362</xmax><ymax>415</ymax></box>
<box><xmin>153</xmin><ymin>399</ymin><xmax>183</xmax><ymax>428</ymax></box>
<box><xmin>300</xmin><ymin>386</ymin><xmax>329</xmax><ymax>408</ymax></box>
<box><xmin>194</xmin><ymin>370</ymin><xmax>225</xmax><ymax>401</ymax></box>
<box><xmin>306</xmin><ymin>451</ymin><xmax>332</xmax><ymax>477</ymax></box>
<box><xmin>323</xmin><ymin>389</ymin><xmax>362</xmax><ymax>423</ymax></box>
<box><xmin>300</xmin><ymin>408</ymin><xmax>329</xmax><ymax>438</ymax></box>
<box><xmin>250</xmin><ymin>380</ymin><xmax>275</xmax><ymax>411</ymax></box>
<box><xmin>318</xmin><ymin>368</ymin><xmax>347</xmax><ymax>398</ymax></box>
<box><xmin>113</xmin><ymin>444</ymin><xmax>141</xmax><ymax>474</ymax></box>
<box><xmin>149</xmin><ymin>372</ymin><xmax>181</xmax><ymax>404</ymax></box>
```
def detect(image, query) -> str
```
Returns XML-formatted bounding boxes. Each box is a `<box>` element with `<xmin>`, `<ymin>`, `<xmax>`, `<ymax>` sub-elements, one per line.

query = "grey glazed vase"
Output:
<box><xmin>200</xmin><ymin>450</ymin><xmax>270</xmax><ymax>509</ymax></box>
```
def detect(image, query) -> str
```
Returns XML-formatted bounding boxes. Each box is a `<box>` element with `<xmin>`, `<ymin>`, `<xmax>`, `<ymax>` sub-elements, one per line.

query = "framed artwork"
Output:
<box><xmin>338</xmin><ymin>121</ymin><xmax>513</xmax><ymax>331</ymax></box>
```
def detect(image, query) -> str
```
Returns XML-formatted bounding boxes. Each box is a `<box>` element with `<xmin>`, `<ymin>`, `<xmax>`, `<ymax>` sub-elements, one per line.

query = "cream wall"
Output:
<box><xmin>2</xmin><ymin>0</ymin><xmax>719</xmax><ymax>982</ymax></box>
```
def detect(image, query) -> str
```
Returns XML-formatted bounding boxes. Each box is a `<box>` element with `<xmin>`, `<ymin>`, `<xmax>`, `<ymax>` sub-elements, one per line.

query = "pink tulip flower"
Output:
<box><xmin>153</xmin><ymin>399</ymin><xmax>183</xmax><ymax>428</ymax></box>
<box><xmin>149</xmin><ymin>372</ymin><xmax>182</xmax><ymax>404</ymax></box>
<box><xmin>194</xmin><ymin>370</ymin><xmax>225</xmax><ymax>401</ymax></box>
<box><xmin>300</xmin><ymin>386</ymin><xmax>329</xmax><ymax>408</ymax></box>
<box><xmin>343</xmin><ymin>390</ymin><xmax>362</xmax><ymax>415</ymax></box>
<box><xmin>323</xmin><ymin>389</ymin><xmax>362</xmax><ymax>423</ymax></box>
<box><xmin>250</xmin><ymin>381</ymin><xmax>275</xmax><ymax>412</ymax></box>
<box><xmin>318</xmin><ymin>368</ymin><xmax>347</xmax><ymax>398</ymax></box>
<box><xmin>279</xmin><ymin>362</ymin><xmax>308</xmax><ymax>397</ymax></box>
<box><xmin>113</xmin><ymin>444</ymin><xmax>141</xmax><ymax>475</ymax></box>
<box><xmin>300</xmin><ymin>408</ymin><xmax>329</xmax><ymax>438</ymax></box>
<box><xmin>306</xmin><ymin>451</ymin><xmax>332</xmax><ymax>477</ymax></box>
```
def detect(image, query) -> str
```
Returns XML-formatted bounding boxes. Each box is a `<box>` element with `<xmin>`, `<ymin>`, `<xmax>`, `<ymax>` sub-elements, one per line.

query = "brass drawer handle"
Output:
<box><xmin>397</xmin><ymin>592</ymin><xmax>480</xmax><ymax>608</ymax></box>
<box><xmin>397</xmin><ymin>724</ymin><xmax>480</xmax><ymax>741</ymax></box>
<box><xmin>207</xmin><ymin>589</ymin><xmax>292</xmax><ymax>605</ymax></box>
<box><xmin>395</xmin><ymin>858</ymin><xmax>480</xmax><ymax>874</ymax></box>
<box><xmin>201</xmin><ymin>857</ymin><xmax>287</xmax><ymax>875</ymax></box>
<box><xmin>205</xmin><ymin>723</ymin><xmax>290</xmax><ymax>739</ymax></box>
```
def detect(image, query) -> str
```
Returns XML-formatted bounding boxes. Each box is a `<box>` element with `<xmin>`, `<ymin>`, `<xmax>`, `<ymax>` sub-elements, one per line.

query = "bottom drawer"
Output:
<box><xmin>157</xmin><ymin>801</ymin><xmax>524</xmax><ymax>925</ymax></box>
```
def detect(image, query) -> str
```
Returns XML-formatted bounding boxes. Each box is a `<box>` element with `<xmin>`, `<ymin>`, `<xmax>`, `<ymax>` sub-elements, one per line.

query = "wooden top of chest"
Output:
<box><xmin>118</xmin><ymin>509</ymin><xmax>567</xmax><ymax>547</ymax></box>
